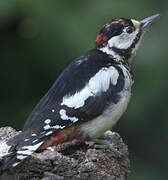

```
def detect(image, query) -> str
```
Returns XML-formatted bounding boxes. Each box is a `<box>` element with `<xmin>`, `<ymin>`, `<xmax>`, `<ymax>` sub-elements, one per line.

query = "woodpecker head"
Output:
<box><xmin>96</xmin><ymin>14</ymin><xmax>160</xmax><ymax>63</ymax></box>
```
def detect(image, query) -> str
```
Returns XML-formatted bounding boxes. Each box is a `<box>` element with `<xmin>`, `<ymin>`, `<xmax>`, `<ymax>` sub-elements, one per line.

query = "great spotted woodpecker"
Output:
<box><xmin>0</xmin><ymin>14</ymin><xmax>160</xmax><ymax>174</ymax></box>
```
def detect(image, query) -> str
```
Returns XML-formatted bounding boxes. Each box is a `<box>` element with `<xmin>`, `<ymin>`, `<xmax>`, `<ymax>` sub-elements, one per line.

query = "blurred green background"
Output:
<box><xmin>0</xmin><ymin>0</ymin><xmax>167</xmax><ymax>179</ymax></box>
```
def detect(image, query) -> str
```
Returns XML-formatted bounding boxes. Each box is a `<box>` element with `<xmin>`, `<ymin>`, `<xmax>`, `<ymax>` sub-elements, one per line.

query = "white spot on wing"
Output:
<box><xmin>17</xmin><ymin>150</ymin><xmax>33</xmax><ymax>155</ymax></box>
<box><xmin>52</xmin><ymin>125</ymin><xmax>65</xmax><ymax>129</ymax></box>
<box><xmin>43</xmin><ymin>123</ymin><xmax>65</xmax><ymax>130</ymax></box>
<box><xmin>17</xmin><ymin>142</ymin><xmax>43</xmax><ymax>158</ymax></box>
<box><xmin>59</xmin><ymin>109</ymin><xmax>78</xmax><ymax>123</ymax></box>
<box><xmin>32</xmin><ymin>139</ymin><xmax>38</xmax><ymax>143</ymax></box>
<box><xmin>32</xmin><ymin>133</ymin><xmax>36</xmax><ymax>136</ymax></box>
<box><xmin>12</xmin><ymin>162</ymin><xmax>20</xmax><ymax>167</ymax></box>
<box><xmin>45</xmin><ymin>131</ymin><xmax>53</xmax><ymax>136</ymax></box>
<box><xmin>21</xmin><ymin>141</ymin><xmax>43</xmax><ymax>152</ymax></box>
<box><xmin>17</xmin><ymin>155</ymin><xmax>26</xmax><ymax>160</ymax></box>
<box><xmin>43</xmin><ymin>124</ymin><xmax>51</xmax><ymax>130</ymax></box>
<box><xmin>61</xmin><ymin>67</ymin><xmax>119</xmax><ymax>109</ymax></box>
<box><xmin>24</xmin><ymin>138</ymin><xmax>30</xmax><ymax>142</ymax></box>
<box><xmin>44</xmin><ymin>119</ymin><xmax>51</xmax><ymax>124</ymax></box>
<box><xmin>52</xmin><ymin>109</ymin><xmax>55</xmax><ymax>112</ymax></box>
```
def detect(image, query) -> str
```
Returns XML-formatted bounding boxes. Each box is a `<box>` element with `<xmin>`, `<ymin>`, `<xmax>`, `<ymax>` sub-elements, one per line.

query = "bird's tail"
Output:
<box><xmin>0</xmin><ymin>131</ymin><xmax>45</xmax><ymax>175</ymax></box>
<box><xmin>0</xmin><ymin>152</ymin><xmax>19</xmax><ymax>175</ymax></box>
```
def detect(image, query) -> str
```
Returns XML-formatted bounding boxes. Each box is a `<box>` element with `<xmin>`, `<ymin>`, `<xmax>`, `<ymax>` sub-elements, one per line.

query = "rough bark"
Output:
<box><xmin>0</xmin><ymin>127</ymin><xmax>130</xmax><ymax>180</ymax></box>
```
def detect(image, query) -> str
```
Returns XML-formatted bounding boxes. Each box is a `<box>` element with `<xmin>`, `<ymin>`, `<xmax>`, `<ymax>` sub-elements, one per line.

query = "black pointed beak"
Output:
<box><xmin>140</xmin><ymin>14</ymin><xmax>160</xmax><ymax>29</ymax></box>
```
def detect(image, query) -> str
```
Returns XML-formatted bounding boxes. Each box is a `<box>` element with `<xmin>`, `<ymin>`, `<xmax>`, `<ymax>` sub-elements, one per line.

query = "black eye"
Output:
<box><xmin>126</xmin><ymin>26</ymin><xmax>134</xmax><ymax>34</ymax></box>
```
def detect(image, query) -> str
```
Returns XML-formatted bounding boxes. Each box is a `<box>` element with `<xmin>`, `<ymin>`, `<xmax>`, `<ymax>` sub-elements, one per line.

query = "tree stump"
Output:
<box><xmin>0</xmin><ymin>127</ymin><xmax>130</xmax><ymax>180</ymax></box>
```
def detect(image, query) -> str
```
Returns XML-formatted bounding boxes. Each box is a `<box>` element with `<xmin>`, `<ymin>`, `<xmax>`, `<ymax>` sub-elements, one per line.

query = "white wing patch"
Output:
<box><xmin>61</xmin><ymin>86</ymin><xmax>92</xmax><ymax>109</ymax></box>
<box><xmin>59</xmin><ymin>109</ymin><xmax>78</xmax><ymax>123</ymax></box>
<box><xmin>61</xmin><ymin>67</ymin><xmax>119</xmax><ymax>109</ymax></box>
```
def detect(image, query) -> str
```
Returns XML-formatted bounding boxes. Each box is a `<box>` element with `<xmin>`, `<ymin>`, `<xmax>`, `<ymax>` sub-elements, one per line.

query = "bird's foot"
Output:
<box><xmin>86</xmin><ymin>131</ymin><xmax>122</xmax><ymax>158</ymax></box>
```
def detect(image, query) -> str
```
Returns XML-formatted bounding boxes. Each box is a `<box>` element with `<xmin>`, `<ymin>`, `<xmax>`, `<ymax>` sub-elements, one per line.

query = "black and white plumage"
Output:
<box><xmin>0</xmin><ymin>14</ymin><xmax>160</xmax><ymax>174</ymax></box>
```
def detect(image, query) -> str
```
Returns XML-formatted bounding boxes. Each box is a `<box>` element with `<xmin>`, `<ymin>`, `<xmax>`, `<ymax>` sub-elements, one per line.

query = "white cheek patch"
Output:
<box><xmin>61</xmin><ymin>67</ymin><xmax>119</xmax><ymax>109</ymax></box>
<box><xmin>108</xmin><ymin>30</ymin><xmax>139</xmax><ymax>50</ymax></box>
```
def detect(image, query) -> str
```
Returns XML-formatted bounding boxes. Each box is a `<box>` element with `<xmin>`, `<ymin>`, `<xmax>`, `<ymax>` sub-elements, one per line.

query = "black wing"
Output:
<box><xmin>23</xmin><ymin>49</ymin><xmax>125</xmax><ymax>134</ymax></box>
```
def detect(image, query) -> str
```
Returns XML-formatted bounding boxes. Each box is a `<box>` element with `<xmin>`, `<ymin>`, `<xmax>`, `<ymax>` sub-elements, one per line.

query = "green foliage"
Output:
<box><xmin>0</xmin><ymin>0</ymin><xmax>167</xmax><ymax>179</ymax></box>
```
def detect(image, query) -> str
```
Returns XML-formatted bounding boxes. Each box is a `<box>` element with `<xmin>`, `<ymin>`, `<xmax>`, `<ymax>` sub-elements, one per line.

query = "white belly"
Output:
<box><xmin>79</xmin><ymin>90</ymin><xmax>131</xmax><ymax>138</ymax></box>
